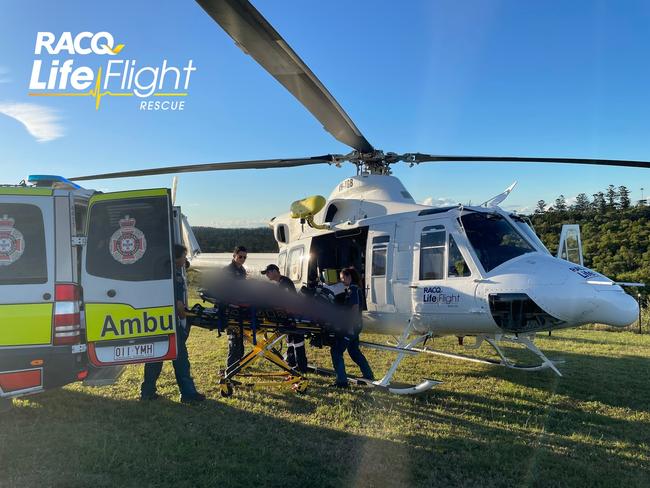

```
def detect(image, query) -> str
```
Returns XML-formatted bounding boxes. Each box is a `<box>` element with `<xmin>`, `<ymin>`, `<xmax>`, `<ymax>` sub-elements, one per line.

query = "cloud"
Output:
<box><xmin>0</xmin><ymin>103</ymin><xmax>64</xmax><ymax>142</ymax></box>
<box><xmin>503</xmin><ymin>204</ymin><xmax>534</xmax><ymax>214</ymax></box>
<box><xmin>0</xmin><ymin>67</ymin><xmax>10</xmax><ymax>84</ymax></box>
<box><xmin>421</xmin><ymin>196</ymin><xmax>458</xmax><ymax>207</ymax></box>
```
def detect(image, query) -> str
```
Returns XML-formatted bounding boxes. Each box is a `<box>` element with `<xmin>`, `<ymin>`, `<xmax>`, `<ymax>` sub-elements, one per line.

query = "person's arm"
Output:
<box><xmin>348</xmin><ymin>286</ymin><xmax>360</xmax><ymax>313</ymax></box>
<box><xmin>176</xmin><ymin>300</ymin><xmax>186</xmax><ymax>319</ymax></box>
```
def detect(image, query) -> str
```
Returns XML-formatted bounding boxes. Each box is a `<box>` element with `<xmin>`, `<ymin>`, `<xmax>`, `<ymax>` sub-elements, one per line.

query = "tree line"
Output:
<box><xmin>534</xmin><ymin>185</ymin><xmax>643</xmax><ymax>214</ymax></box>
<box><xmin>192</xmin><ymin>226</ymin><xmax>277</xmax><ymax>253</ymax></box>
<box><xmin>530</xmin><ymin>184</ymin><xmax>649</xmax><ymax>300</ymax></box>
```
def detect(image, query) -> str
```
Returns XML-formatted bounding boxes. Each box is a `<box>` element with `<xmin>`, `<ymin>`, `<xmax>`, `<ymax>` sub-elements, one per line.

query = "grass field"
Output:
<box><xmin>2</xmin><ymin>314</ymin><xmax>650</xmax><ymax>486</ymax></box>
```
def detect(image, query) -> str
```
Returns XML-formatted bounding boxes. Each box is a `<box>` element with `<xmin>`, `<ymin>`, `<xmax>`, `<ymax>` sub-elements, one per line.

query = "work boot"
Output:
<box><xmin>181</xmin><ymin>392</ymin><xmax>206</xmax><ymax>404</ymax></box>
<box><xmin>140</xmin><ymin>393</ymin><xmax>160</xmax><ymax>401</ymax></box>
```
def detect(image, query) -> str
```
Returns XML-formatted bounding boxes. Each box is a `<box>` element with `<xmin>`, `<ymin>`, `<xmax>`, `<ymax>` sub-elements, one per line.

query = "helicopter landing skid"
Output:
<box><xmin>362</xmin><ymin>321</ymin><xmax>442</xmax><ymax>395</ymax></box>
<box><xmin>410</xmin><ymin>334</ymin><xmax>564</xmax><ymax>377</ymax></box>
<box><xmin>306</xmin><ymin>364</ymin><xmax>441</xmax><ymax>395</ymax></box>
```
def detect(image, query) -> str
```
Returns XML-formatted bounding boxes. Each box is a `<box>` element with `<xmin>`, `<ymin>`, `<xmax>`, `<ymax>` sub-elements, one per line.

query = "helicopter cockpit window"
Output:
<box><xmin>448</xmin><ymin>235</ymin><xmax>471</xmax><ymax>277</ymax></box>
<box><xmin>510</xmin><ymin>214</ymin><xmax>550</xmax><ymax>254</ymax></box>
<box><xmin>419</xmin><ymin>225</ymin><xmax>445</xmax><ymax>280</ymax></box>
<box><xmin>461</xmin><ymin>212</ymin><xmax>535</xmax><ymax>273</ymax></box>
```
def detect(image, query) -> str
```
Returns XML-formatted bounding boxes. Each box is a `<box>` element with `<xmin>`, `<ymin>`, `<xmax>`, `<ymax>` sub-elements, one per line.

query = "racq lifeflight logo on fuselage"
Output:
<box><xmin>28</xmin><ymin>32</ymin><xmax>196</xmax><ymax>111</ymax></box>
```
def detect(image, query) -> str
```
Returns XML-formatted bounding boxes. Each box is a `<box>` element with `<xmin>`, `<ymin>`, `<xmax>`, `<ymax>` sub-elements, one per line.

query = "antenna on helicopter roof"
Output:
<box><xmin>482</xmin><ymin>181</ymin><xmax>517</xmax><ymax>208</ymax></box>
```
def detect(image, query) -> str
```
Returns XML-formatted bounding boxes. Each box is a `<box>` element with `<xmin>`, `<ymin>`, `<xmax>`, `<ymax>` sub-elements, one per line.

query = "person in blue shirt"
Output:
<box><xmin>330</xmin><ymin>267</ymin><xmax>374</xmax><ymax>387</ymax></box>
<box><xmin>140</xmin><ymin>244</ymin><xmax>205</xmax><ymax>403</ymax></box>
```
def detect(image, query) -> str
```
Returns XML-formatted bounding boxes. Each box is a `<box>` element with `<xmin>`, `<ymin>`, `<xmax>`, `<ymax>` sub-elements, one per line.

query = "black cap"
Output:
<box><xmin>261</xmin><ymin>264</ymin><xmax>280</xmax><ymax>275</ymax></box>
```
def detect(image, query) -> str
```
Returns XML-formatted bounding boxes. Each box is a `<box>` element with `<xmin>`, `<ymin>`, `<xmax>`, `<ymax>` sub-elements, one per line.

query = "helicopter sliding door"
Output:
<box><xmin>366</xmin><ymin>224</ymin><xmax>396</xmax><ymax>313</ymax></box>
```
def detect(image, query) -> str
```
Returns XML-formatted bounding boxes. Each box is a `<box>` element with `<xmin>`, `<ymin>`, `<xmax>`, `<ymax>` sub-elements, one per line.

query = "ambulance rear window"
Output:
<box><xmin>0</xmin><ymin>203</ymin><xmax>47</xmax><ymax>285</ymax></box>
<box><xmin>86</xmin><ymin>197</ymin><xmax>172</xmax><ymax>282</ymax></box>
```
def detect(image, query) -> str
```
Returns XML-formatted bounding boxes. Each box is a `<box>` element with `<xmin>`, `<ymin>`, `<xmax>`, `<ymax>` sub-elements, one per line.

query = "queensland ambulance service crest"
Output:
<box><xmin>0</xmin><ymin>215</ymin><xmax>25</xmax><ymax>266</ymax></box>
<box><xmin>110</xmin><ymin>215</ymin><xmax>147</xmax><ymax>264</ymax></box>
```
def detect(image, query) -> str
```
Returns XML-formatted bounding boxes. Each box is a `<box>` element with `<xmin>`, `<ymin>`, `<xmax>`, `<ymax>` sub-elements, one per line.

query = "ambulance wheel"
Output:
<box><xmin>220</xmin><ymin>383</ymin><xmax>233</xmax><ymax>398</ymax></box>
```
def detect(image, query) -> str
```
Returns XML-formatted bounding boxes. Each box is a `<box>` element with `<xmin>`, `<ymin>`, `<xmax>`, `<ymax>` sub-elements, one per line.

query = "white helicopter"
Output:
<box><xmin>71</xmin><ymin>0</ymin><xmax>646</xmax><ymax>394</ymax></box>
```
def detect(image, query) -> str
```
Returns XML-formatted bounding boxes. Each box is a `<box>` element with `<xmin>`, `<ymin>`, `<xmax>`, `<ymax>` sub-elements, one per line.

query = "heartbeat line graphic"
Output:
<box><xmin>28</xmin><ymin>67</ymin><xmax>187</xmax><ymax>110</ymax></box>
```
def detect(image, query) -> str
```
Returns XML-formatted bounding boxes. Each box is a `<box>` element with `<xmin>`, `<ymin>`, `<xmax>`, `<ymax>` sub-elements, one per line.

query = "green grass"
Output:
<box><xmin>2</xmin><ymin>309</ymin><xmax>650</xmax><ymax>486</ymax></box>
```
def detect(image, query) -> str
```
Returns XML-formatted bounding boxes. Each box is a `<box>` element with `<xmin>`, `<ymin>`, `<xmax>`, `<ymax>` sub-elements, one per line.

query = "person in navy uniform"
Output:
<box><xmin>261</xmin><ymin>263</ymin><xmax>308</xmax><ymax>372</ymax></box>
<box><xmin>141</xmin><ymin>244</ymin><xmax>205</xmax><ymax>403</ymax></box>
<box><xmin>329</xmin><ymin>267</ymin><xmax>374</xmax><ymax>387</ymax></box>
<box><xmin>224</xmin><ymin>245</ymin><xmax>247</xmax><ymax>368</ymax></box>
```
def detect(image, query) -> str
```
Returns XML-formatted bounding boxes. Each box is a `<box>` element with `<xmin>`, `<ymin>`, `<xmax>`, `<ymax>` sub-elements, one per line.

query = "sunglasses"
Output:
<box><xmin>236</xmin><ymin>254</ymin><xmax>247</xmax><ymax>260</ymax></box>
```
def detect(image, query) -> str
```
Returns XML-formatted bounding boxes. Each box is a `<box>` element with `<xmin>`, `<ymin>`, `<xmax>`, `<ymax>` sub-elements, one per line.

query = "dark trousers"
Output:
<box><xmin>330</xmin><ymin>334</ymin><xmax>374</xmax><ymax>385</ymax></box>
<box><xmin>226</xmin><ymin>329</ymin><xmax>244</xmax><ymax>369</ymax></box>
<box><xmin>141</xmin><ymin>325</ymin><xmax>198</xmax><ymax>398</ymax></box>
<box><xmin>286</xmin><ymin>333</ymin><xmax>308</xmax><ymax>373</ymax></box>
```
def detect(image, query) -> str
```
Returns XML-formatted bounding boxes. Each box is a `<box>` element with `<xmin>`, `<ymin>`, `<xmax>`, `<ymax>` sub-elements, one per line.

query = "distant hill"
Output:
<box><xmin>192</xmin><ymin>227</ymin><xmax>277</xmax><ymax>253</ymax></box>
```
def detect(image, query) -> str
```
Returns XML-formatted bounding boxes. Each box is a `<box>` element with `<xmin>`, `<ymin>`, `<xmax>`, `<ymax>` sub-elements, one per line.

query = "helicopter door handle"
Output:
<box><xmin>409</xmin><ymin>285</ymin><xmax>419</xmax><ymax>289</ymax></box>
<box><xmin>107</xmin><ymin>289</ymin><xmax>117</xmax><ymax>298</ymax></box>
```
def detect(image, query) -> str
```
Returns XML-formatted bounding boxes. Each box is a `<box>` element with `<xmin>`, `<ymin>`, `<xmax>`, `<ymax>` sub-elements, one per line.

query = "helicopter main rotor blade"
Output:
<box><xmin>402</xmin><ymin>154</ymin><xmax>650</xmax><ymax>169</ymax></box>
<box><xmin>195</xmin><ymin>0</ymin><xmax>374</xmax><ymax>154</ymax></box>
<box><xmin>69</xmin><ymin>156</ymin><xmax>338</xmax><ymax>181</ymax></box>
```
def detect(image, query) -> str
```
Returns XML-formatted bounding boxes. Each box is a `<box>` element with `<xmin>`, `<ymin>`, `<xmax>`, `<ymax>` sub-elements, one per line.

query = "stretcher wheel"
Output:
<box><xmin>292</xmin><ymin>380</ymin><xmax>308</xmax><ymax>394</ymax></box>
<box><xmin>220</xmin><ymin>383</ymin><xmax>233</xmax><ymax>398</ymax></box>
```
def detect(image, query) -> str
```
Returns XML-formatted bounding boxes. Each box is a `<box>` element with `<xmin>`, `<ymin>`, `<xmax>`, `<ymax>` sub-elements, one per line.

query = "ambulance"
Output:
<box><xmin>0</xmin><ymin>175</ymin><xmax>190</xmax><ymax>407</ymax></box>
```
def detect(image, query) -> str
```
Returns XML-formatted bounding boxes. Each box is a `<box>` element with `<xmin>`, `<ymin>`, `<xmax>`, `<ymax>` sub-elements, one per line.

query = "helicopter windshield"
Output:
<box><xmin>461</xmin><ymin>211</ymin><xmax>535</xmax><ymax>272</ymax></box>
<box><xmin>509</xmin><ymin>213</ymin><xmax>551</xmax><ymax>255</ymax></box>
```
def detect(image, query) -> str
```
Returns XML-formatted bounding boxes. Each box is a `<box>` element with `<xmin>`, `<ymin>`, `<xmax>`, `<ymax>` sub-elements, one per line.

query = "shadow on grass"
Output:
<box><xmin>462</xmin><ymin>348</ymin><xmax>650</xmax><ymax>413</ymax></box>
<box><xmin>1</xmin><ymin>379</ymin><xmax>649</xmax><ymax>488</ymax></box>
<box><xmin>0</xmin><ymin>388</ymin><xmax>405</xmax><ymax>488</ymax></box>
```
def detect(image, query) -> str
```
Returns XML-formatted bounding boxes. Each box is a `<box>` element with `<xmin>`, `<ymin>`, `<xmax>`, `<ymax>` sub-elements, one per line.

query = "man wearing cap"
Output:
<box><xmin>262</xmin><ymin>264</ymin><xmax>307</xmax><ymax>372</ymax></box>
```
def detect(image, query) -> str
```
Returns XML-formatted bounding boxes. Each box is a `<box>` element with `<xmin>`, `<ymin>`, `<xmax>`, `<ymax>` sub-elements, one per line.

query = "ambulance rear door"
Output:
<box><xmin>82</xmin><ymin>189</ymin><xmax>177</xmax><ymax>367</ymax></box>
<box><xmin>0</xmin><ymin>189</ymin><xmax>55</xmax><ymax>397</ymax></box>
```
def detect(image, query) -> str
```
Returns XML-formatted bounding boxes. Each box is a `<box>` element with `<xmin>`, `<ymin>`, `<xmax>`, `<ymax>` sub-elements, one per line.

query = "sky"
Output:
<box><xmin>1</xmin><ymin>0</ymin><xmax>650</xmax><ymax>226</ymax></box>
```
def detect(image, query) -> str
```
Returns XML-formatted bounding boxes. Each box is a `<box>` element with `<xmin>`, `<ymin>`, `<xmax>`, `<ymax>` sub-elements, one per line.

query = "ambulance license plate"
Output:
<box><xmin>113</xmin><ymin>343</ymin><xmax>155</xmax><ymax>361</ymax></box>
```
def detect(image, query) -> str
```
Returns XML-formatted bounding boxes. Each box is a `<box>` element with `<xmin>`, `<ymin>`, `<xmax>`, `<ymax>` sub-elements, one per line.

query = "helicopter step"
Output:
<box><xmin>407</xmin><ymin>334</ymin><xmax>565</xmax><ymax>376</ymax></box>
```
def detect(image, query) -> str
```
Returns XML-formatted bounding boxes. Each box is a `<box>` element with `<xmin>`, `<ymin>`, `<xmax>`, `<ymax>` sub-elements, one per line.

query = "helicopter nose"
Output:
<box><xmin>580</xmin><ymin>288</ymin><xmax>639</xmax><ymax>326</ymax></box>
<box><xmin>521</xmin><ymin>258</ymin><xmax>639</xmax><ymax>327</ymax></box>
<box><xmin>529</xmin><ymin>281</ymin><xmax>639</xmax><ymax>327</ymax></box>
<box><xmin>485</xmin><ymin>254</ymin><xmax>639</xmax><ymax>329</ymax></box>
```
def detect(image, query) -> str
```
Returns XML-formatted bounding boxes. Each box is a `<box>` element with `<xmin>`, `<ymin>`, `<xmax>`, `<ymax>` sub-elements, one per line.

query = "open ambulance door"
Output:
<box><xmin>82</xmin><ymin>189</ymin><xmax>177</xmax><ymax>367</ymax></box>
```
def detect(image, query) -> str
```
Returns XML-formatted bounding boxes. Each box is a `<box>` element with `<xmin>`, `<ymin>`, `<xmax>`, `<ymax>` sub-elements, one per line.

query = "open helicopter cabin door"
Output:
<box><xmin>557</xmin><ymin>224</ymin><xmax>583</xmax><ymax>266</ymax></box>
<box><xmin>82</xmin><ymin>189</ymin><xmax>177</xmax><ymax>367</ymax></box>
<box><xmin>366</xmin><ymin>224</ymin><xmax>396</xmax><ymax>312</ymax></box>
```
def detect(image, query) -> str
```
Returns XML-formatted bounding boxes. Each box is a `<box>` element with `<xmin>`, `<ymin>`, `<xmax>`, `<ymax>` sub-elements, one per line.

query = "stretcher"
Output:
<box><xmin>187</xmin><ymin>294</ymin><xmax>329</xmax><ymax>397</ymax></box>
